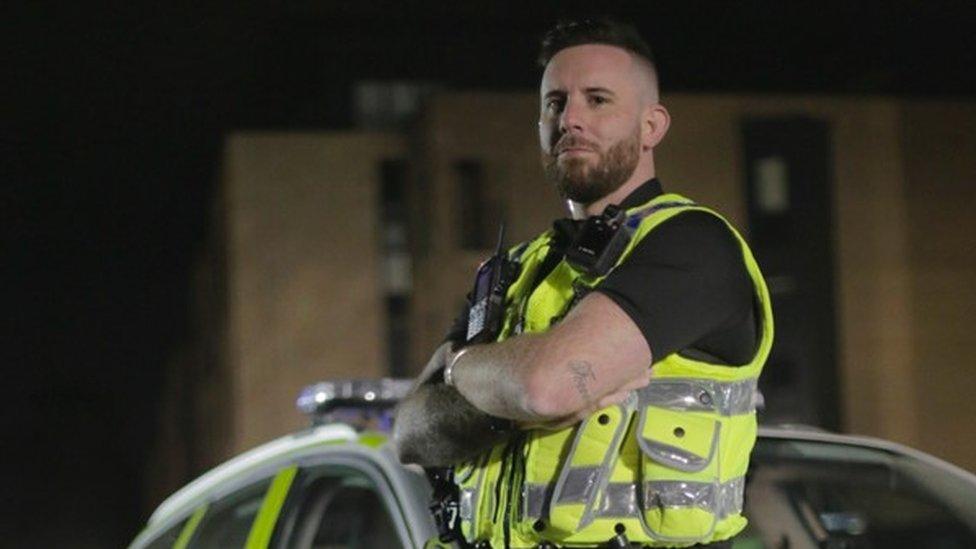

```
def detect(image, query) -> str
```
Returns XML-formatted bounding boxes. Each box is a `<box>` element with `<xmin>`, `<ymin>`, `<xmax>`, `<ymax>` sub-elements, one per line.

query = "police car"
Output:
<box><xmin>129</xmin><ymin>379</ymin><xmax>976</xmax><ymax>549</ymax></box>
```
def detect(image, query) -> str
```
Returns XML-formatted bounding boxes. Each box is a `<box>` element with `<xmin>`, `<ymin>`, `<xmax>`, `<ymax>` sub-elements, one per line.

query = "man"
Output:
<box><xmin>395</xmin><ymin>18</ymin><xmax>773</xmax><ymax>549</ymax></box>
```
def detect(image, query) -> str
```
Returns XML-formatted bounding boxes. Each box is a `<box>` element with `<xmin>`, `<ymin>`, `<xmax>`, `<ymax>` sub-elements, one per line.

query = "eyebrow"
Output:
<box><xmin>584</xmin><ymin>87</ymin><xmax>616</xmax><ymax>96</ymax></box>
<box><xmin>543</xmin><ymin>87</ymin><xmax>617</xmax><ymax>100</ymax></box>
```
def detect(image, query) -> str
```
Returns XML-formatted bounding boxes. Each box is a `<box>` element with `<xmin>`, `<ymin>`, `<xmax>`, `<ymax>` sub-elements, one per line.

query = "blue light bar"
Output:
<box><xmin>296</xmin><ymin>378</ymin><xmax>413</xmax><ymax>430</ymax></box>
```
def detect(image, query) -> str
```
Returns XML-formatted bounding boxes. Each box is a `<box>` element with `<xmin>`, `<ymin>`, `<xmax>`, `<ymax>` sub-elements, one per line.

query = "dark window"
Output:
<box><xmin>455</xmin><ymin>159</ymin><xmax>501</xmax><ymax>250</ymax></box>
<box><xmin>188</xmin><ymin>478</ymin><xmax>272</xmax><ymax>548</ymax></box>
<box><xmin>143</xmin><ymin>517</ymin><xmax>188</xmax><ymax>549</ymax></box>
<box><xmin>276</xmin><ymin>465</ymin><xmax>404</xmax><ymax>549</ymax></box>
<box><xmin>742</xmin><ymin>117</ymin><xmax>839</xmax><ymax>430</ymax></box>
<box><xmin>380</xmin><ymin>158</ymin><xmax>412</xmax><ymax>376</ymax></box>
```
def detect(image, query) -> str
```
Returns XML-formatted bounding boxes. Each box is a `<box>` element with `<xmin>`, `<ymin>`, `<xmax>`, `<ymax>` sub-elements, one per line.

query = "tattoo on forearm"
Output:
<box><xmin>568</xmin><ymin>360</ymin><xmax>596</xmax><ymax>406</ymax></box>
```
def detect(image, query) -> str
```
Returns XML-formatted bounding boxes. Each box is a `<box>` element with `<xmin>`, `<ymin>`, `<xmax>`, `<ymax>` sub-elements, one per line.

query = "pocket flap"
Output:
<box><xmin>547</xmin><ymin>400</ymin><xmax>634</xmax><ymax>533</ymax></box>
<box><xmin>637</xmin><ymin>406</ymin><xmax>719</xmax><ymax>473</ymax></box>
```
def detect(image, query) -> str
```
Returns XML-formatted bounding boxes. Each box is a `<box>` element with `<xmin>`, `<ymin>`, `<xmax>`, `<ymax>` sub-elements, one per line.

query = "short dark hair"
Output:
<box><xmin>537</xmin><ymin>17</ymin><xmax>655</xmax><ymax>69</ymax></box>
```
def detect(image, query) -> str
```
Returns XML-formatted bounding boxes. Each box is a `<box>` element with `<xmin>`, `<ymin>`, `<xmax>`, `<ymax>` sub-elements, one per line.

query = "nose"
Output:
<box><xmin>559</xmin><ymin>97</ymin><xmax>585</xmax><ymax>134</ymax></box>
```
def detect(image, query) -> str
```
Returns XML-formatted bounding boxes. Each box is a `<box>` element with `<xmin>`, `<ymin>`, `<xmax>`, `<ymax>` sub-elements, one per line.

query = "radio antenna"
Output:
<box><xmin>494</xmin><ymin>223</ymin><xmax>506</xmax><ymax>255</ymax></box>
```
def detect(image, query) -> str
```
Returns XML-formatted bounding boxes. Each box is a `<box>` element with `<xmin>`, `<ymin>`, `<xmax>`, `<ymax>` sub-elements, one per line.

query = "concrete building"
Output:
<box><xmin>409</xmin><ymin>93</ymin><xmax>976</xmax><ymax>473</ymax></box>
<box><xmin>149</xmin><ymin>93</ymin><xmax>976</xmax><ymax>505</ymax></box>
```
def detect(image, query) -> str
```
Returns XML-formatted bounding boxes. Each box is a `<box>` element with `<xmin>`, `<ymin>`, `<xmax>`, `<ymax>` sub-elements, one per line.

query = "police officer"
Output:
<box><xmin>395</xmin><ymin>18</ymin><xmax>773</xmax><ymax>549</ymax></box>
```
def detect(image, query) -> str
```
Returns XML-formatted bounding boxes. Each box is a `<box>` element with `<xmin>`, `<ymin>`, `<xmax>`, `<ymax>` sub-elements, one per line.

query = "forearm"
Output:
<box><xmin>451</xmin><ymin>333</ymin><xmax>554</xmax><ymax>423</ymax></box>
<box><xmin>452</xmin><ymin>293</ymin><xmax>654</xmax><ymax>422</ymax></box>
<box><xmin>393</xmin><ymin>383</ymin><xmax>510</xmax><ymax>466</ymax></box>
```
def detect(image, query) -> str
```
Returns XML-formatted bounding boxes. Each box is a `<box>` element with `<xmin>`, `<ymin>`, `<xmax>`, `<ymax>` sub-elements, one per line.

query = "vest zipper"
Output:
<box><xmin>502</xmin><ymin>432</ymin><xmax>525</xmax><ymax>549</ymax></box>
<box><xmin>492</xmin><ymin>440</ymin><xmax>510</xmax><ymax>526</ymax></box>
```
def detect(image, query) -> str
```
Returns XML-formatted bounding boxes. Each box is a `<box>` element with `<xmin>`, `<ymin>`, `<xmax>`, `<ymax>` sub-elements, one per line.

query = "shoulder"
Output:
<box><xmin>630</xmin><ymin>209</ymin><xmax>742</xmax><ymax>266</ymax></box>
<box><xmin>649</xmin><ymin>207</ymin><xmax>733</xmax><ymax>238</ymax></box>
<box><xmin>510</xmin><ymin>228</ymin><xmax>555</xmax><ymax>260</ymax></box>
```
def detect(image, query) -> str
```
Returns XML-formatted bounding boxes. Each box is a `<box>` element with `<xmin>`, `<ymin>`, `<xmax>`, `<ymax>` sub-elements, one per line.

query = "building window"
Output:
<box><xmin>455</xmin><ymin>159</ymin><xmax>503</xmax><ymax>250</ymax></box>
<box><xmin>380</xmin><ymin>159</ymin><xmax>411</xmax><ymax>377</ymax></box>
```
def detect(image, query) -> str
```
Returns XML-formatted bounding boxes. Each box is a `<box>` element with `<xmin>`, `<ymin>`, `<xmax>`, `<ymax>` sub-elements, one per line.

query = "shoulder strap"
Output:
<box><xmin>624</xmin><ymin>199</ymin><xmax>697</xmax><ymax>230</ymax></box>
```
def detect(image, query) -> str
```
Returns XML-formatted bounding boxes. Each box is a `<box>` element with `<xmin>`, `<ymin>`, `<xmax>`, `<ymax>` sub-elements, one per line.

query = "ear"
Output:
<box><xmin>641</xmin><ymin>103</ymin><xmax>670</xmax><ymax>151</ymax></box>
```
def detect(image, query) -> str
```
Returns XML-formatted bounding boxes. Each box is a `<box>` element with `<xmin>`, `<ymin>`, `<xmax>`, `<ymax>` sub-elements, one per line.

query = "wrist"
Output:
<box><xmin>444</xmin><ymin>347</ymin><xmax>471</xmax><ymax>387</ymax></box>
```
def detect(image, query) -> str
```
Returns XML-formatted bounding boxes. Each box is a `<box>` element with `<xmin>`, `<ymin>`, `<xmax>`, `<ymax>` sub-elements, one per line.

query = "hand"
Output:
<box><xmin>594</xmin><ymin>367</ymin><xmax>652</xmax><ymax>408</ymax></box>
<box><xmin>412</xmin><ymin>341</ymin><xmax>453</xmax><ymax>388</ymax></box>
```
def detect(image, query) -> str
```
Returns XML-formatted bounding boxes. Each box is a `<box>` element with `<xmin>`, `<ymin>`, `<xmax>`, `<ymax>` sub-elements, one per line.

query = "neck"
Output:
<box><xmin>582</xmin><ymin>159</ymin><xmax>656</xmax><ymax>216</ymax></box>
<box><xmin>581</xmin><ymin>179</ymin><xmax>638</xmax><ymax>216</ymax></box>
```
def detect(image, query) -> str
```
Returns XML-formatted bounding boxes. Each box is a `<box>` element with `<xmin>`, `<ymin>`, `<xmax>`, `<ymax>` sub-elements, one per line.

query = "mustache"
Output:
<box><xmin>552</xmin><ymin>136</ymin><xmax>598</xmax><ymax>155</ymax></box>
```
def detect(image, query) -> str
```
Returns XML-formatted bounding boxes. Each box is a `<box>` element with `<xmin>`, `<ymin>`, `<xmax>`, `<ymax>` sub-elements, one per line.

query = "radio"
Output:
<box><xmin>466</xmin><ymin>225</ymin><xmax>520</xmax><ymax>344</ymax></box>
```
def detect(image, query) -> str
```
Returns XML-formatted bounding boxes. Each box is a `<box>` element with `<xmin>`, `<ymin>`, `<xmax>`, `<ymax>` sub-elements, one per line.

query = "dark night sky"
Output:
<box><xmin>4</xmin><ymin>2</ymin><xmax>974</xmax><ymax>545</ymax></box>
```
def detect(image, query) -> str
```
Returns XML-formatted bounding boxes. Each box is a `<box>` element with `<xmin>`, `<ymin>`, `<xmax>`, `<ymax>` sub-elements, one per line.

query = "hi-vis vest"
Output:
<box><xmin>453</xmin><ymin>193</ymin><xmax>774</xmax><ymax>548</ymax></box>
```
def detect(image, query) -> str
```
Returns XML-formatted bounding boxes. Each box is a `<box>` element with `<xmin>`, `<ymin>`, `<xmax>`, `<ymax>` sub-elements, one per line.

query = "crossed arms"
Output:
<box><xmin>393</xmin><ymin>292</ymin><xmax>652</xmax><ymax>466</ymax></box>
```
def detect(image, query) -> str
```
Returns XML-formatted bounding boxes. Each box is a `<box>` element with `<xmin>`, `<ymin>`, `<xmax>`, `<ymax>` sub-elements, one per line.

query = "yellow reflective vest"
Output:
<box><xmin>454</xmin><ymin>192</ymin><xmax>774</xmax><ymax>548</ymax></box>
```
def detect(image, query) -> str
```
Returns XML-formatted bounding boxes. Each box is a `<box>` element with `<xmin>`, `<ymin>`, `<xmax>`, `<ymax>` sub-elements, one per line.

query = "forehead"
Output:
<box><xmin>540</xmin><ymin>44</ymin><xmax>637</xmax><ymax>94</ymax></box>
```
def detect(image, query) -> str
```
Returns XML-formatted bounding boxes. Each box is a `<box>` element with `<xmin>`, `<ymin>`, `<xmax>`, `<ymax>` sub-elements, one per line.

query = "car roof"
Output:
<box><xmin>133</xmin><ymin>421</ymin><xmax>440</xmax><ymax>549</ymax></box>
<box><xmin>757</xmin><ymin>425</ymin><xmax>976</xmax><ymax>485</ymax></box>
<box><xmin>148</xmin><ymin>423</ymin><xmax>361</xmax><ymax>526</ymax></box>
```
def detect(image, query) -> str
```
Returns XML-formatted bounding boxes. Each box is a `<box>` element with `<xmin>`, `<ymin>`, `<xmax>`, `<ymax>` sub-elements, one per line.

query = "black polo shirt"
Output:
<box><xmin>595</xmin><ymin>179</ymin><xmax>756</xmax><ymax>365</ymax></box>
<box><xmin>448</xmin><ymin>179</ymin><xmax>756</xmax><ymax>365</ymax></box>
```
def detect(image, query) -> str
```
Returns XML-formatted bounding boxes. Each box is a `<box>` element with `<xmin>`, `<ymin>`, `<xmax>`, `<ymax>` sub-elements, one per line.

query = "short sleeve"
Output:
<box><xmin>595</xmin><ymin>211</ymin><xmax>756</xmax><ymax>364</ymax></box>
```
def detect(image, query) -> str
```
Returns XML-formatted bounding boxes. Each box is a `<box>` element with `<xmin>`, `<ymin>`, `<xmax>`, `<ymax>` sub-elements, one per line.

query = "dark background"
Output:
<box><xmin>4</xmin><ymin>2</ymin><xmax>974</xmax><ymax>546</ymax></box>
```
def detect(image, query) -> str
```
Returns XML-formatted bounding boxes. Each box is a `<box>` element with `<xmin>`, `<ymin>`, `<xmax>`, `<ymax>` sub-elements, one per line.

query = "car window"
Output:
<box><xmin>188</xmin><ymin>478</ymin><xmax>273</xmax><ymax>548</ymax></box>
<box><xmin>735</xmin><ymin>438</ymin><xmax>976</xmax><ymax>549</ymax></box>
<box><xmin>276</xmin><ymin>464</ymin><xmax>406</xmax><ymax>549</ymax></box>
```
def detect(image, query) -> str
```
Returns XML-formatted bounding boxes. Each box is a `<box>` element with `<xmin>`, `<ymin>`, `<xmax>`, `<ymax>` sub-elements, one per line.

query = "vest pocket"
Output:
<box><xmin>546</xmin><ymin>400</ymin><xmax>634</xmax><ymax>535</ymax></box>
<box><xmin>637</xmin><ymin>406</ymin><xmax>720</xmax><ymax>542</ymax></box>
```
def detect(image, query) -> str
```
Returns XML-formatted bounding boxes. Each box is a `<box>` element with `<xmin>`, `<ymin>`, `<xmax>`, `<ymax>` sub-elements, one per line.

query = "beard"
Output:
<box><xmin>542</xmin><ymin>127</ymin><xmax>641</xmax><ymax>205</ymax></box>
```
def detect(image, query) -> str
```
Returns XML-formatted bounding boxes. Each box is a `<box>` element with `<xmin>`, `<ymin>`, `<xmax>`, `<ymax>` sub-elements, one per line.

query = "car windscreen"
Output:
<box><xmin>736</xmin><ymin>437</ymin><xmax>976</xmax><ymax>549</ymax></box>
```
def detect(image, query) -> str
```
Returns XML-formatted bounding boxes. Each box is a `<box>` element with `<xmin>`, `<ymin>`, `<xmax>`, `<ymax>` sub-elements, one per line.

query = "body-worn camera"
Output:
<box><xmin>564</xmin><ymin>204</ymin><xmax>631</xmax><ymax>276</ymax></box>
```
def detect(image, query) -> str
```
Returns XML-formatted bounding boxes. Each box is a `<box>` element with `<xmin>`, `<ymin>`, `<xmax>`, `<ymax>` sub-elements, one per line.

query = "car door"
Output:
<box><xmin>272</xmin><ymin>456</ymin><xmax>413</xmax><ymax>549</ymax></box>
<box><xmin>185</xmin><ymin>476</ymin><xmax>276</xmax><ymax>548</ymax></box>
<box><xmin>138</xmin><ymin>466</ymin><xmax>295</xmax><ymax>549</ymax></box>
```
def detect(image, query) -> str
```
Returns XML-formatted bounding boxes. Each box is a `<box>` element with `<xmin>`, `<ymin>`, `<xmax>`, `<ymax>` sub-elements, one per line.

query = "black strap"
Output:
<box><xmin>424</xmin><ymin>466</ymin><xmax>462</xmax><ymax>543</ymax></box>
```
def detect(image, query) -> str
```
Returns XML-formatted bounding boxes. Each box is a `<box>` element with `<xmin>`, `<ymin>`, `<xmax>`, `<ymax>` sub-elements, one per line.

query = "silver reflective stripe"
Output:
<box><xmin>645</xmin><ymin>478</ymin><xmax>744</xmax><ymax>519</ymax></box>
<box><xmin>715</xmin><ymin>476</ymin><xmax>745</xmax><ymax>519</ymax></box>
<box><xmin>524</xmin><ymin>477</ymin><xmax>745</xmax><ymax>520</ymax></box>
<box><xmin>459</xmin><ymin>488</ymin><xmax>475</xmax><ymax>520</ymax></box>
<box><xmin>522</xmin><ymin>482</ymin><xmax>551</xmax><ymax>520</ymax></box>
<box><xmin>638</xmin><ymin>378</ymin><xmax>758</xmax><ymax>416</ymax></box>
<box><xmin>553</xmin><ymin>465</ymin><xmax>601</xmax><ymax>503</ymax></box>
<box><xmin>639</xmin><ymin>420</ymin><xmax>720</xmax><ymax>474</ymax></box>
<box><xmin>458</xmin><ymin>450</ymin><xmax>493</xmax><ymax>542</ymax></box>
<box><xmin>644</xmin><ymin>481</ymin><xmax>713</xmax><ymax>511</ymax></box>
<box><xmin>548</xmin><ymin>396</ymin><xmax>636</xmax><ymax>529</ymax></box>
<box><xmin>641</xmin><ymin>438</ymin><xmax>711</xmax><ymax>472</ymax></box>
<box><xmin>595</xmin><ymin>482</ymin><xmax>639</xmax><ymax>517</ymax></box>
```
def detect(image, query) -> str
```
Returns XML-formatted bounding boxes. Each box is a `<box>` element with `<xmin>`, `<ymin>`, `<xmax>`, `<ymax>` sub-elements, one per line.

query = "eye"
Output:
<box><xmin>589</xmin><ymin>95</ymin><xmax>610</xmax><ymax>106</ymax></box>
<box><xmin>544</xmin><ymin>97</ymin><xmax>564</xmax><ymax>115</ymax></box>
